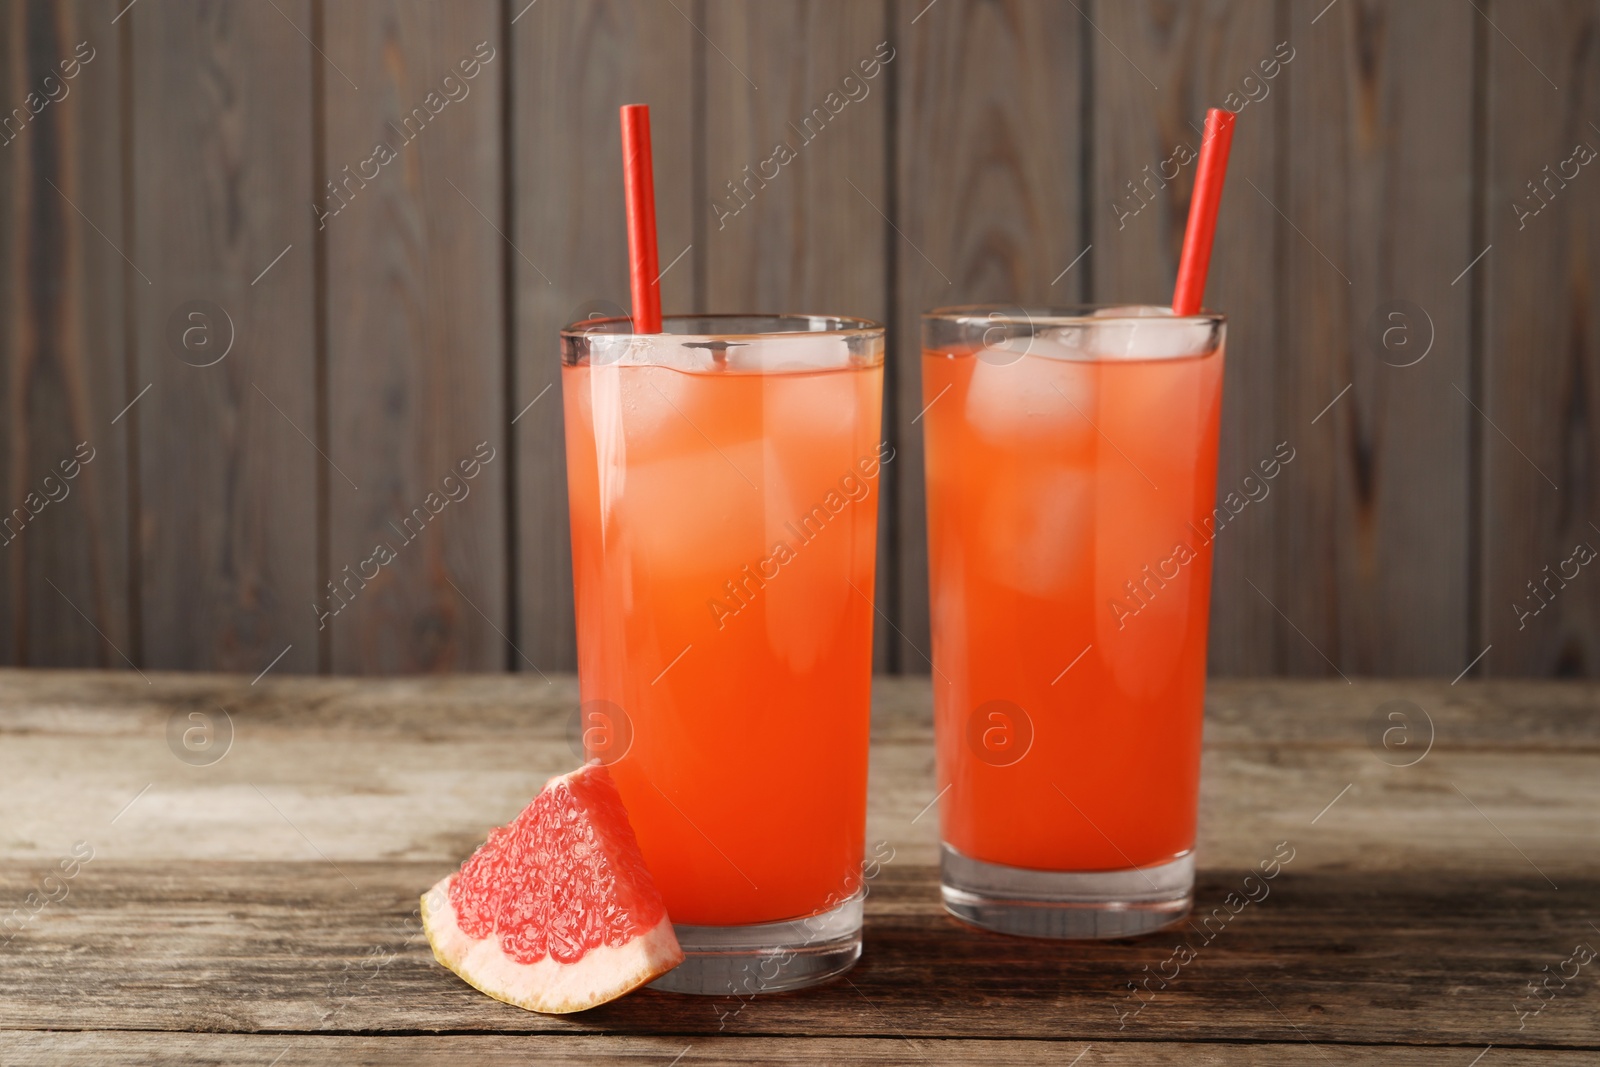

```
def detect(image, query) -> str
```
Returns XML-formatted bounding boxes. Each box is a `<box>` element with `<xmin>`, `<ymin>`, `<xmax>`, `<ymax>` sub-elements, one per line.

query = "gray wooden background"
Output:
<box><xmin>0</xmin><ymin>0</ymin><xmax>1587</xmax><ymax>679</ymax></box>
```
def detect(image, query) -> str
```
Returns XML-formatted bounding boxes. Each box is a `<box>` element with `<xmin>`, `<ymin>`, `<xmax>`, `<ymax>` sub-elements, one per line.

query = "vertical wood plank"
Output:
<box><xmin>894</xmin><ymin>0</ymin><xmax>1084</xmax><ymax>671</ymax></box>
<box><xmin>1092</xmin><ymin>0</ymin><xmax>1283</xmax><ymax>675</ymax></box>
<box><xmin>0</xmin><ymin>1</ymin><xmax>129</xmax><ymax>668</ymax></box>
<box><xmin>1282</xmin><ymin>0</ymin><xmax>1473</xmax><ymax>676</ymax></box>
<box><xmin>702</xmin><ymin>1</ymin><xmax>888</xmax><ymax>316</ymax></box>
<box><xmin>513</xmin><ymin>0</ymin><xmax>695</xmax><ymax>673</ymax></box>
<box><xmin>132</xmin><ymin>0</ymin><xmax>318</xmax><ymax>673</ymax></box>
<box><xmin>703</xmin><ymin>0</ymin><xmax>892</xmax><ymax>668</ymax></box>
<box><xmin>323</xmin><ymin>1</ymin><xmax>508</xmax><ymax>674</ymax></box>
<box><xmin>1483</xmin><ymin>1</ymin><xmax>1600</xmax><ymax>675</ymax></box>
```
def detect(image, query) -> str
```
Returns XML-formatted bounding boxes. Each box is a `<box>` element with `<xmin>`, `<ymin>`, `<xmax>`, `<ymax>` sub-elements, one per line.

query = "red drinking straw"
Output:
<box><xmin>620</xmin><ymin>104</ymin><xmax>662</xmax><ymax>333</ymax></box>
<box><xmin>1171</xmin><ymin>108</ymin><xmax>1237</xmax><ymax>317</ymax></box>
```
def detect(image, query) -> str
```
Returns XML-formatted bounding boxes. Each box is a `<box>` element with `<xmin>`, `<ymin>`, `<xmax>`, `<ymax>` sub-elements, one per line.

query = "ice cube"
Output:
<box><xmin>977</xmin><ymin>332</ymin><xmax>1090</xmax><ymax>366</ymax></box>
<box><xmin>1078</xmin><ymin>313</ymin><xmax>1218</xmax><ymax>362</ymax></box>
<box><xmin>617</xmin><ymin>365</ymin><xmax>714</xmax><ymax>443</ymax></box>
<box><xmin>581</xmin><ymin>364</ymin><xmax>743</xmax><ymax>527</ymax></box>
<box><xmin>964</xmin><ymin>350</ymin><xmax>1097</xmax><ymax>446</ymax></box>
<box><xmin>742</xmin><ymin>334</ymin><xmax>857</xmax><ymax>374</ymax></box>
<box><xmin>758</xmin><ymin>370</ymin><xmax>863</xmax><ymax>455</ymax></box>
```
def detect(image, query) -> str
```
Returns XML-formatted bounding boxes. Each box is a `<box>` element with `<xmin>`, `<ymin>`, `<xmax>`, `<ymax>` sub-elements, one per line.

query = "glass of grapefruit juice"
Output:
<box><xmin>561</xmin><ymin>314</ymin><xmax>885</xmax><ymax>992</ymax></box>
<box><xmin>921</xmin><ymin>305</ymin><xmax>1224</xmax><ymax>938</ymax></box>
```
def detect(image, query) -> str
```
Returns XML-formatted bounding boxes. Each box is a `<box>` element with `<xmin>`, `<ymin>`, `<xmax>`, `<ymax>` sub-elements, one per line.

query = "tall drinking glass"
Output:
<box><xmin>561</xmin><ymin>314</ymin><xmax>886</xmax><ymax>992</ymax></box>
<box><xmin>921</xmin><ymin>305</ymin><xmax>1225</xmax><ymax>938</ymax></box>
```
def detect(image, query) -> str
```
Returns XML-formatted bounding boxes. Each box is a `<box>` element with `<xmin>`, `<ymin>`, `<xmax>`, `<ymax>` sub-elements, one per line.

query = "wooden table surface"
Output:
<box><xmin>2</xmin><ymin>670</ymin><xmax>1597</xmax><ymax>1065</ymax></box>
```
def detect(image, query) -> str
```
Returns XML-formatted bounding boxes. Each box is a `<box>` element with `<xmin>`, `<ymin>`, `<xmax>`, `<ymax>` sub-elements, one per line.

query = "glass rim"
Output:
<box><xmin>923</xmin><ymin>303</ymin><xmax>1225</xmax><ymax>327</ymax></box>
<box><xmin>561</xmin><ymin>312</ymin><xmax>885</xmax><ymax>341</ymax></box>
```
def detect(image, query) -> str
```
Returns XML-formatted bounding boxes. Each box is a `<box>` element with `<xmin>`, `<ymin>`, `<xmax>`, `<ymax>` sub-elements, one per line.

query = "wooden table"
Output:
<box><xmin>2</xmin><ymin>671</ymin><xmax>1596</xmax><ymax>1064</ymax></box>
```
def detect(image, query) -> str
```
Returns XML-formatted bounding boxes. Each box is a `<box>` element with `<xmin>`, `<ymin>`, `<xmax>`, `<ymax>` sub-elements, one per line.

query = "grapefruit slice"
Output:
<box><xmin>422</xmin><ymin>762</ymin><xmax>682</xmax><ymax>1013</ymax></box>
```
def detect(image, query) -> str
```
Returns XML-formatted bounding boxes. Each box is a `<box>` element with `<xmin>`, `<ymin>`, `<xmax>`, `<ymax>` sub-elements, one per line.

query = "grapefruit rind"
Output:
<box><xmin>422</xmin><ymin>873</ymin><xmax>682</xmax><ymax>1014</ymax></box>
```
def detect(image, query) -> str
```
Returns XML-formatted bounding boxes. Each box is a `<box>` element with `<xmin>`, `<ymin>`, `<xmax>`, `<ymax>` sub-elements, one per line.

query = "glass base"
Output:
<box><xmin>648</xmin><ymin>889</ymin><xmax>864</xmax><ymax>995</ymax></box>
<box><xmin>941</xmin><ymin>843</ymin><xmax>1193</xmax><ymax>939</ymax></box>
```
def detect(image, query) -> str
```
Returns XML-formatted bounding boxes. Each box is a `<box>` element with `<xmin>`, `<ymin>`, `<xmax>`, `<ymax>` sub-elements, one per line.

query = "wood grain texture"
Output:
<box><xmin>1482</xmin><ymin>2</ymin><xmax>1600</xmax><ymax>675</ymax></box>
<box><xmin>512</xmin><ymin>0</ymin><xmax>696</xmax><ymax>673</ymax></box>
<box><xmin>1</xmin><ymin>671</ymin><xmax>1596</xmax><ymax>1057</ymax></box>
<box><xmin>3</xmin><ymin>861</ymin><xmax>1597</xmax><ymax>1048</ymax></box>
<box><xmin>893</xmin><ymin>0</ymin><xmax>1085</xmax><ymax>671</ymax></box>
<box><xmin>7</xmin><ymin>1034</ymin><xmax>1591</xmax><ymax>1067</ymax></box>
<box><xmin>322</xmin><ymin>0</ymin><xmax>508</xmax><ymax>673</ymax></box>
<box><xmin>130</xmin><ymin>0</ymin><xmax>319</xmax><ymax>673</ymax></box>
<box><xmin>1281</xmin><ymin>0</ymin><xmax>1473</xmax><ymax>677</ymax></box>
<box><xmin>0</xmin><ymin>0</ymin><xmax>129</xmax><ymax>668</ymax></box>
<box><xmin>703</xmin><ymin>0</ymin><xmax>893</xmax><ymax>668</ymax></box>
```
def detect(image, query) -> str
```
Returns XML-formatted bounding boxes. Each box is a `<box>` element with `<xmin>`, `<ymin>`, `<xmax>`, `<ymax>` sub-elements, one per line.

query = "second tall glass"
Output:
<box><xmin>561</xmin><ymin>314</ymin><xmax>885</xmax><ymax>993</ymax></box>
<box><xmin>921</xmin><ymin>305</ymin><xmax>1225</xmax><ymax>939</ymax></box>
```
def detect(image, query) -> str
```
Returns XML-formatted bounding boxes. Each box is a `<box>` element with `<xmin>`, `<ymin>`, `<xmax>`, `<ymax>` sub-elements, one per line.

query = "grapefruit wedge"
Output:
<box><xmin>422</xmin><ymin>762</ymin><xmax>682</xmax><ymax>1013</ymax></box>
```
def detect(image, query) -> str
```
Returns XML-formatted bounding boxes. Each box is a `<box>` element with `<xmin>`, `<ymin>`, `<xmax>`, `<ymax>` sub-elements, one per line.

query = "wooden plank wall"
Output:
<box><xmin>0</xmin><ymin>0</ymin><xmax>1587</xmax><ymax>680</ymax></box>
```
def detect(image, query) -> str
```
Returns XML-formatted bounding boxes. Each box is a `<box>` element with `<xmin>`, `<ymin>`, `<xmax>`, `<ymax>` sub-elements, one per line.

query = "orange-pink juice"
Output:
<box><xmin>563</xmin><ymin>360</ymin><xmax>884</xmax><ymax>925</ymax></box>
<box><xmin>922</xmin><ymin>339</ymin><xmax>1224</xmax><ymax>872</ymax></box>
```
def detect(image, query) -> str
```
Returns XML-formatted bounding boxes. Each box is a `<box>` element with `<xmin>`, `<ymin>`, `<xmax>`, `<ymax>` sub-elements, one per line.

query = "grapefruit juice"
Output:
<box><xmin>561</xmin><ymin>317</ymin><xmax>884</xmax><ymax>933</ymax></box>
<box><xmin>921</xmin><ymin>306</ymin><xmax>1225</xmax><ymax>938</ymax></box>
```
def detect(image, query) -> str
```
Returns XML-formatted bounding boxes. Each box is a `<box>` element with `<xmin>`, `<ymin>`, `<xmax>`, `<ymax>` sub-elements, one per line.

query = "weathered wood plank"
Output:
<box><xmin>0</xmin><ymin>1</ymin><xmax>129</xmax><ymax>670</ymax></box>
<box><xmin>1</xmin><ymin>860</ymin><xmax>1595</xmax><ymax>1047</ymax></box>
<box><xmin>130</xmin><ymin>0</ymin><xmax>319</xmax><ymax>673</ymax></box>
<box><xmin>1091</xmin><ymin>0</ymin><xmax>1284</xmax><ymax>675</ymax></box>
<box><xmin>512</xmin><ymin>0</ymin><xmax>695</xmax><ymax>673</ymax></box>
<box><xmin>1280</xmin><ymin>0</ymin><xmax>1473</xmax><ymax>676</ymax></box>
<box><xmin>5</xmin><ymin>1032</ymin><xmax>1588</xmax><ymax>1067</ymax></box>
<box><xmin>322</xmin><ymin>1</ymin><xmax>507</xmax><ymax>673</ymax></box>
<box><xmin>892</xmin><ymin>0</ymin><xmax>1084</xmax><ymax>671</ymax></box>
<box><xmin>1482</xmin><ymin>2</ymin><xmax>1600</xmax><ymax>675</ymax></box>
<box><xmin>703</xmin><ymin>0</ymin><xmax>893</xmax><ymax>668</ymax></box>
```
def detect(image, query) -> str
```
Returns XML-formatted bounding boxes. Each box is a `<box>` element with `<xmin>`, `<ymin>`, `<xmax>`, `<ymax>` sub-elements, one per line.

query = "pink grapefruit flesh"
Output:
<box><xmin>422</xmin><ymin>762</ymin><xmax>682</xmax><ymax>1013</ymax></box>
